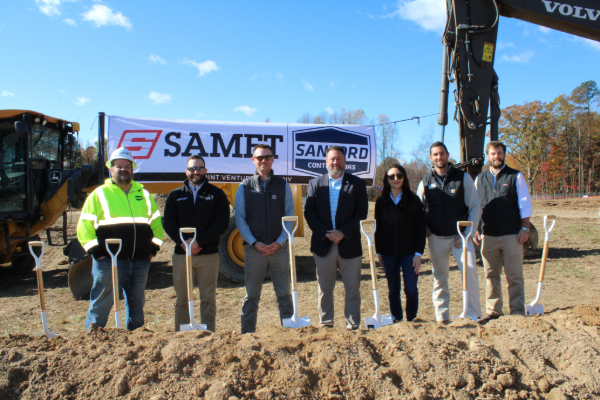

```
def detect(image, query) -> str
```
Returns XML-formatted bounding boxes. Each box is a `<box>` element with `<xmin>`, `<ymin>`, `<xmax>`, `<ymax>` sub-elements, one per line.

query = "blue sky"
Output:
<box><xmin>1</xmin><ymin>0</ymin><xmax>598</xmax><ymax>161</ymax></box>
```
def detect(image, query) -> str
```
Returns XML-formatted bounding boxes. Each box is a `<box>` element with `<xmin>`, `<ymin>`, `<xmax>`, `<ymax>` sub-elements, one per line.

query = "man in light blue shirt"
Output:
<box><xmin>234</xmin><ymin>144</ymin><xmax>295</xmax><ymax>333</ymax></box>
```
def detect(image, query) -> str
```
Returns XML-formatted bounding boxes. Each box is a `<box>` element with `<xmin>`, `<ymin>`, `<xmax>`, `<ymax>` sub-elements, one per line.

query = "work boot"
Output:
<box><xmin>478</xmin><ymin>313</ymin><xmax>501</xmax><ymax>325</ymax></box>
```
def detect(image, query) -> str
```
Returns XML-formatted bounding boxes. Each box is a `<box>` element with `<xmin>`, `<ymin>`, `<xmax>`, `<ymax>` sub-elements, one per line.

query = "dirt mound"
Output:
<box><xmin>1</xmin><ymin>307</ymin><xmax>599</xmax><ymax>400</ymax></box>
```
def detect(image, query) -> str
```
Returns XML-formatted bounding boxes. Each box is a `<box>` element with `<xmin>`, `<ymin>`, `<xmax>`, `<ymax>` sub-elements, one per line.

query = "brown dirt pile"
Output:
<box><xmin>1</xmin><ymin>307</ymin><xmax>599</xmax><ymax>400</ymax></box>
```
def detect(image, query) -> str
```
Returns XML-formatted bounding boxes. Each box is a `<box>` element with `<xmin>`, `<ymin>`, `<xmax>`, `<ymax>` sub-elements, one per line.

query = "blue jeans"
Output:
<box><xmin>380</xmin><ymin>254</ymin><xmax>419</xmax><ymax>321</ymax></box>
<box><xmin>86</xmin><ymin>256</ymin><xmax>151</xmax><ymax>331</ymax></box>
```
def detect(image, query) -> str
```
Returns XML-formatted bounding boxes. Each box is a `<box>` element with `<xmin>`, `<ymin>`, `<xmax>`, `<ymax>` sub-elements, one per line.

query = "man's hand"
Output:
<box><xmin>254</xmin><ymin>242</ymin><xmax>268</xmax><ymax>254</ymax></box>
<box><xmin>326</xmin><ymin>230</ymin><xmax>344</xmax><ymax>245</ymax></box>
<box><xmin>261</xmin><ymin>242</ymin><xmax>281</xmax><ymax>256</ymax></box>
<box><xmin>377</xmin><ymin>255</ymin><xmax>383</xmax><ymax>267</ymax></box>
<box><xmin>516</xmin><ymin>230</ymin><xmax>529</xmax><ymax>245</ymax></box>
<box><xmin>181</xmin><ymin>238</ymin><xmax>201</xmax><ymax>255</ymax></box>
<box><xmin>413</xmin><ymin>255</ymin><xmax>422</xmax><ymax>275</ymax></box>
<box><xmin>473</xmin><ymin>230</ymin><xmax>482</xmax><ymax>246</ymax></box>
<box><xmin>149</xmin><ymin>255</ymin><xmax>153</xmax><ymax>260</ymax></box>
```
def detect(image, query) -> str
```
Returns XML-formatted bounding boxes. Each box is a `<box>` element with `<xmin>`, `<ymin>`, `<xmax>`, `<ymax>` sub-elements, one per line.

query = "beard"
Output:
<box><xmin>327</xmin><ymin>165</ymin><xmax>344</xmax><ymax>176</ymax></box>
<box><xmin>490</xmin><ymin>158</ymin><xmax>505</xmax><ymax>169</ymax></box>
<box><xmin>114</xmin><ymin>171</ymin><xmax>132</xmax><ymax>185</ymax></box>
<box><xmin>189</xmin><ymin>174</ymin><xmax>206</xmax><ymax>185</ymax></box>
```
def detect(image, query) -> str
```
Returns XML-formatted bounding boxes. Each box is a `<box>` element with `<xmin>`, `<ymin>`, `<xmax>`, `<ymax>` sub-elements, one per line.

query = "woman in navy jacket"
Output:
<box><xmin>375</xmin><ymin>164</ymin><xmax>426</xmax><ymax>322</ymax></box>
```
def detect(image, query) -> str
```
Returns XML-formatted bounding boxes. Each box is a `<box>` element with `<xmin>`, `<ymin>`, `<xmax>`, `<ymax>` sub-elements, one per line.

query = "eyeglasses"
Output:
<box><xmin>387</xmin><ymin>173</ymin><xmax>404</xmax><ymax>180</ymax></box>
<box><xmin>253</xmin><ymin>155</ymin><xmax>274</xmax><ymax>162</ymax></box>
<box><xmin>187</xmin><ymin>166</ymin><xmax>206</xmax><ymax>172</ymax></box>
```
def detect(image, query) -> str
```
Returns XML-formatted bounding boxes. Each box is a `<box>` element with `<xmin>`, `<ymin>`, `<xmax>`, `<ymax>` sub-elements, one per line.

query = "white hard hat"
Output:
<box><xmin>106</xmin><ymin>147</ymin><xmax>137</xmax><ymax>169</ymax></box>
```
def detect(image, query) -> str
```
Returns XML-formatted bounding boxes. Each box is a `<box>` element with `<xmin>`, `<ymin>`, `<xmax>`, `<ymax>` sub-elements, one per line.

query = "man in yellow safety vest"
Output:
<box><xmin>77</xmin><ymin>147</ymin><xmax>164</xmax><ymax>330</ymax></box>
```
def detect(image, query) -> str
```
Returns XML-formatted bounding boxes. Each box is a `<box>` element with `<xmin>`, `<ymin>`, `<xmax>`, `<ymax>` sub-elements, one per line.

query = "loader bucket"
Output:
<box><xmin>68</xmin><ymin>257</ymin><xmax>93</xmax><ymax>300</ymax></box>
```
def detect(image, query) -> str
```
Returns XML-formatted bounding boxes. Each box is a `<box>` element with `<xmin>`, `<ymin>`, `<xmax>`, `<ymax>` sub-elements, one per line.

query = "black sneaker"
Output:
<box><xmin>478</xmin><ymin>314</ymin><xmax>501</xmax><ymax>325</ymax></box>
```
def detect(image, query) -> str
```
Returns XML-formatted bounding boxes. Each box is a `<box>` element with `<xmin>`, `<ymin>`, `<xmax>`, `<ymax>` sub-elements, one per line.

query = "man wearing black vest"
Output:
<box><xmin>235</xmin><ymin>144</ymin><xmax>294</xmax><ymax>334</ymax></box>
<box><xmin>474</xmin><ymin>141</ymin><xmax>532</xmax><ymax>324</ymax></box>
<box><xmin>163</xmin><ymin>155</ymin><xmax>230</xmax><ymax>332</ymax></box>
<box><xmin>417</xmin><ymin>142</ymin><xmax>482</xmax><ymax>324</ymax></box>
<box><xmin>304</xmin><ymin>146</ymin><xmax>369</xmax><ymax>330</ymax></box>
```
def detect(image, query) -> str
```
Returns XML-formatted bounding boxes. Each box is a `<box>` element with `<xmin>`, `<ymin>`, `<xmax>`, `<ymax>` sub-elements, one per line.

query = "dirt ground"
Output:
<box><xmin>1</xmin><ymin>198</ymin><xmax>599</xmax><ymax>399</ymax></box>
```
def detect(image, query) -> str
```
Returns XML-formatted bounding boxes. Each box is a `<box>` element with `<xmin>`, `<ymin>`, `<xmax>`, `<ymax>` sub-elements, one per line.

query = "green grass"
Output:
<box><xmin>563</xmin><ymin>226</ymin><xmax>600</xmax><ymax>244</ymax></box>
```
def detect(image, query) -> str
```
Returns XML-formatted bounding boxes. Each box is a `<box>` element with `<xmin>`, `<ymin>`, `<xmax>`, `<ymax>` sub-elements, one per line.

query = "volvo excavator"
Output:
<box><xmin>438</xmin><ymin>0</ymin><xmax>600</xmax><ymax>253</ymax></box>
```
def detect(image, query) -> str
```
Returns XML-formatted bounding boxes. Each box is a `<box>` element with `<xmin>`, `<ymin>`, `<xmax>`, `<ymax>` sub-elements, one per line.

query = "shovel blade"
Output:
<box><xmin>526</xmin><ymin>304</ymin><xmax>544</xmax><ymax>316</ymax></box>
<box><xmin>283</xmin><ymin>316</ymin><xmax>311</xmax><ymax>329</ymax></box>
<box><xmin>452</xmin><ymin>313</ymin><xmax>478</xmax><ymax>322</ymax></box>
<box><xmin>180</xmin><ymin>322</ymin><xmax>207</xmax><ymax>332</ymax></box>
<box><xmin>41</xmin><ymin>311</ymin><xmax>58</xmax><ymax>339</ymax></box>
<box><xmin>365</xmin><ymin>314</ymin><xmax>393</xmax><ymax>329</ymax></box>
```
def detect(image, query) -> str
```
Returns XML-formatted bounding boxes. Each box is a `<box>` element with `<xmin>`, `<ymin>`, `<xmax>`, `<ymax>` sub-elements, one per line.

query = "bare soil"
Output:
<box><xmin>1</xmin><ymin>198</ymin><xmax>599</xmax><ymax>399</ymax></box>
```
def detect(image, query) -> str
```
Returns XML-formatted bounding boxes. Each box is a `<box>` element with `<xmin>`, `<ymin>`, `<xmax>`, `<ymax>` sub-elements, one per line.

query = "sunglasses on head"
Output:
<box><xmin>253</xmin><ymin>155</ymin><xmax>274</xmax><ymax>161</ymax></box>
<box><xmin>387</xmin><ymin>173</ymin><xmax>404</xmax><ymax>180</ymax></box>
<box><xmin>187</xmin><ymin>166</ymin><xmax>206</xmax><ymax>172</ymax></box>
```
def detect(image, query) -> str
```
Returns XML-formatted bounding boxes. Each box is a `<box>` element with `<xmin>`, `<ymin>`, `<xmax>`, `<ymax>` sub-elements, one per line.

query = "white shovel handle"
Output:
<box><xmin>543</xmin><ymin>215</ymin><xmax>557</xmax><ymax>241</ymax></box>
<box><xmin>105</xmin><ymin>238</ymin><xmax>122</xmax><ymax>260</ymax></box>
<box><xmin>179</xmin><ymin>228</ymin><xmax>197</xmax><ymax>256</ymax></box>
<box><xmin>360</xmin><ymin>219</ymin><xmax>376</xmax><ymax>247</ymax></box>
<box><xmin>456</xmin><ymin>221</ymin><xmax>473</xmax><ymax>245</ymax></box>
<box><xmin>28</xmin><ymin>241</ymin><xmax>45</xmax><ymax>269</ymax></box>
<box><xmin>282</xmin><ymin>216</ymin><xmax>298</xmax><ymax>245</ymax></box>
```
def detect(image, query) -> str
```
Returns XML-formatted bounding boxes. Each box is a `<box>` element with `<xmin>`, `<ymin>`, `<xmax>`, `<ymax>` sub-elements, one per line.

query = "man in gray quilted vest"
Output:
<box><xmin>234</xmin><ymin>144</ymin><xmax>294</xmax><ymax>333</ymax></box>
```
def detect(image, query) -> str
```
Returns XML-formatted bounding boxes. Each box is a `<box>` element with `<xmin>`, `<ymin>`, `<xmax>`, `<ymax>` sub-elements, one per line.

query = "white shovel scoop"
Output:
<box><xmin>453</xmin><ymin>221</ymin><xmax>478</xmax><ymax>322</ymax></box>
<box><xmin>361</xmin><ymin>219</ymin><xmax>393</xmax><ymax>329</ymax></box>
<box><xmin>179</xmin><ymin>228</ymin><xmax>207</xmax><ymax>332</ymax></box>
<box><xmin>29</xmin><ymin>241</ymin><xmax>58</xmax><ymax>339</ymax></box>
<box><xmin>526</xmin><ymin>215</ymin><xmax>557</xmax><ymax>316</ymax></box>
<box><xmin>282</xmin><ymin>216</ymin><xmax>311</xmax><ymax>329</ymax></box>
<box><xmin>105</xmin><ymin>239</ymin><xmax>123</xmax><ymax>329</ymax></box>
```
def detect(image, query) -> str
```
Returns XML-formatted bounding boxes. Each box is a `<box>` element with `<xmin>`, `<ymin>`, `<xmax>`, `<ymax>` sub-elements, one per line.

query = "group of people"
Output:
<box><xmin>76</xmin><ymin>139</ymin><xmax>532</xmax><ymax>332</ymax></box>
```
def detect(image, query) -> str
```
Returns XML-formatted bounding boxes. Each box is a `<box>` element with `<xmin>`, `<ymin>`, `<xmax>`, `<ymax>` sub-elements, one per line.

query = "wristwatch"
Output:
<box><xmin>521</xmin><ymin>227</ymin><xmax>530</xmax><ymax>232</ymax></box>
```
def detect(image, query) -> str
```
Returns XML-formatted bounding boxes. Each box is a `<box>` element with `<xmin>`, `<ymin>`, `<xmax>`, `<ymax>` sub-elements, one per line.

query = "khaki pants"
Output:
<box><xmin>240</xmin><ymin>246</ymin><xmax>293</xmax><ymax>334</ymax></box>
<box><xmin>313</xmin><ymin>244</ymin><xmax>362</xmax><ymax>328</ymax></box>
<box><xmin>172</xmin><ymin>253</ymin><xmax>219</xmax><ymax>332</ymax></box>
<box><xmin>427</xmin><ymin>234</ymin><xmax>482</xmax><ymax>321</ymax></box>
<box><xmin>481</xmin><ymin>234</ymin><xmax>525</xmax><ymax>316</ymax></box>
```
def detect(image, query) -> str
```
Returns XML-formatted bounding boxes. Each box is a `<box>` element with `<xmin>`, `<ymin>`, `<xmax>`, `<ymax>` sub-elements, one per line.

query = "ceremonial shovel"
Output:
<box><xmin>526</xmin><ymin>215</ymin><xmax>557</xmax><ymax>316</ymax></box>
<box><xmin>29</xmin><ymin>241</ymin><xmax>58</xmax><ymax>338</ymax></box>
<box><xmin>361</xmin><ymin>219</ymin><xmax>393</xmax><ymax>329</ymax></box>
<box><xmin>179</xmin><ymin>228</ymin><xmax>207</xmax><ymax>332</ymax></box>
<box><xmin>281</xmin><ymin>216</ymin><xmax>311</xmax><ymax>329</ymax></box>
<box><xmin>453</xmin><ymin>221</ymin><xmax>478</xmax><ymax>322</ymax></box>
<box><xmin>105</xmin><ymin>239</ymin><xmax>123</xmax><ymax>329</ymax></box>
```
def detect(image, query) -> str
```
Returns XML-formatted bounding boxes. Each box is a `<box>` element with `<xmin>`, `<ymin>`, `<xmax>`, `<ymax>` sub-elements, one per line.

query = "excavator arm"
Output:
<box><xmin>439</xmin><ymin>0</ymin><xmax>600</xmax><ymax>177</ymax></box>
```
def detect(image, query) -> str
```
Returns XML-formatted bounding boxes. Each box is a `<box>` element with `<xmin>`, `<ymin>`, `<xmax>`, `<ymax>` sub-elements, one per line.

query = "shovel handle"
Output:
<box><xmin>538</xmin><ymin>215</ymin><xmax>557</xmax><ymax>282</ymax></box>
<box><xmin>105</xmin><ymin>239</ymin><xmax>122</xmax><ymax>313</ymax></box>
<box><xmin>29</xmin><ymin>241</ymin><xmax>46</xmax><ymax>310</ymax></box>
<box><xmin>457</xmin><ymin>222</ymin><xmax>472</xmax><ymax>291</ymax></box>
<box><xmin>282</xmin><ymin>217</ymin><xmax>299</xmax><ymax>290</ymax></box>
<box><xmin>360</xmin><ymin>220</ymin><xmax>378</xmax><ymax>290</ymax></box>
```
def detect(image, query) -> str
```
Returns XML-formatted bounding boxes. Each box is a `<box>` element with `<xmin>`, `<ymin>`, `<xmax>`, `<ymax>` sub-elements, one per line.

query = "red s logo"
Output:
<box><xmin>117</xmin><ymin>130</ymin><xmax>162</xmax><ymax>159</ymax></box>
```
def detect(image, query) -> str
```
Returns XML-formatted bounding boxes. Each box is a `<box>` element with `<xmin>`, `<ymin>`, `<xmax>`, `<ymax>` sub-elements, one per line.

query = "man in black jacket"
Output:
<box><xmin>304</xmin><ymin>146</ymin><xmax>369</xmax><ymax>329</ymax></box>
<box><xmin>163</xmin><ymin>155</ymin><xmax>230</xmax><ymax>332</ymax></box>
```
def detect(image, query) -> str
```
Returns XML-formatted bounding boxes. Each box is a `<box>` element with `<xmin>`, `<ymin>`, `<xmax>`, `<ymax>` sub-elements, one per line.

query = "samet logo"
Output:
<box><xmin>117</xmin><ymin>130</ymin><xmax>163</xmax><ymax>159</ymax></box>
<box><xmin>292</xmin><ymin>126</ymin><xmax>371</xmax><ymax>176</ymax></box>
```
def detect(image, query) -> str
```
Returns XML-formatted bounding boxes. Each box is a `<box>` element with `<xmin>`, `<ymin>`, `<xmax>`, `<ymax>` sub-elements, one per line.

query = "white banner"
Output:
<box><xmin>108</xmin><ymin>116</ymin><xmax>377</xmax><ymax>185</ymax></box>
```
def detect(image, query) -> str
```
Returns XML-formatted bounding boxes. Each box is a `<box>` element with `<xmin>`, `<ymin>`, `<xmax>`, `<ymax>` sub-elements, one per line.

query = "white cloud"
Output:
<box><xmin>234</xmin><ymin>105</ymin><xmax>258</xmax><ymax>117</ymax></box>
<box><xmin>574</xmin><ymin>37</ymin><xmax>600</xmax><ymax>52</ymax></box>
<box><xmin>275</xmin><ymin>72</ymin><xmax>284</xmax><ymax>83</ymax></box>
<box><xmin>75</xmin><ymin>97</ymin><xmax>90</xmax><ymax>106</ymax></box>
<box><xmin>82</xmin><ymin>4</ymin><xmax>132</xmax><ymax>30</ymax></box>
<box><xmin>149</xmin><ymin>54</ymin><xmax>166</xmax><ymax>65</ymax></box>
<box><xmin>1</xmin><ymin>91</ymin><xmax>15</xmax><ymax>97</ymax></box>
<box><xmin>500</xmin><ymin>51</ymin><xmax>534</xmax><ymax>63</ymax></box>
<box><xmin>196</xmin><ymin>112</ymin><xmax>205</xmax><ymax>118</ymax></box>
<box><xmin>325</xmin><ymin>107</ymin><xmax>334</xmax><ymax>115</ymax></box>
<box><xmin>329</xmin><ymin>81</ymin><xmax>335</xmax><ymax>88</ymax></box>
<box><xmin>148</xmin><ymin>92</ymin><xmax>171</xmax><ymax>104</ymax></box>
<box><xmin>497</xmin><ymin>41</ymin><xmax>514</xmax><ymax>50</ymax></box>
<box><xmin>538</xmin><ymin>26</ymin><xmax>552</xmax><ymax>34</ymax></box>
<box><xmin>181</xmin><ymin>59</ymin><xmax>219</xmax><ymax>76</ymax></box>
<box><xmin>301</xmin><ymin>80</ymin><xmax>314</xmax><ymax>92</ymax></box>
<box><xmin>63</xmin><ymin>18</ymin><xmax>76</xmax><ymax>27</ymax></box>
<box><xmin>389</xmin><ymin>0</ymin><xmax>446</xmax><ymax>33</ymax></box>
<box><xmin>36</xmin><ymin>0</ymin><xmax>75</xmax><ymax>17</ymax></box>
<box><xmin>250</xmin><ymin>74</ymin><xmax>258</xmax><ymax>80</ymax></box>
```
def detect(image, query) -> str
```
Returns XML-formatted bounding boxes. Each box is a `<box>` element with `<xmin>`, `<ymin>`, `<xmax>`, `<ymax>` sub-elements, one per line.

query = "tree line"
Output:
<box><xmin>500</xmin><ymin>80</ymin><xmax>599</xmax><ymax>195</ymax></box>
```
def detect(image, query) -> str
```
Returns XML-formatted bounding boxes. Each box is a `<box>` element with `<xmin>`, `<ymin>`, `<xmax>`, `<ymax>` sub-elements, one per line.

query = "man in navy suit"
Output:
<box><xmin>304</xmin><ymin>146</ymin><xmax>369</xmax><ymax>330</ymax></box>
